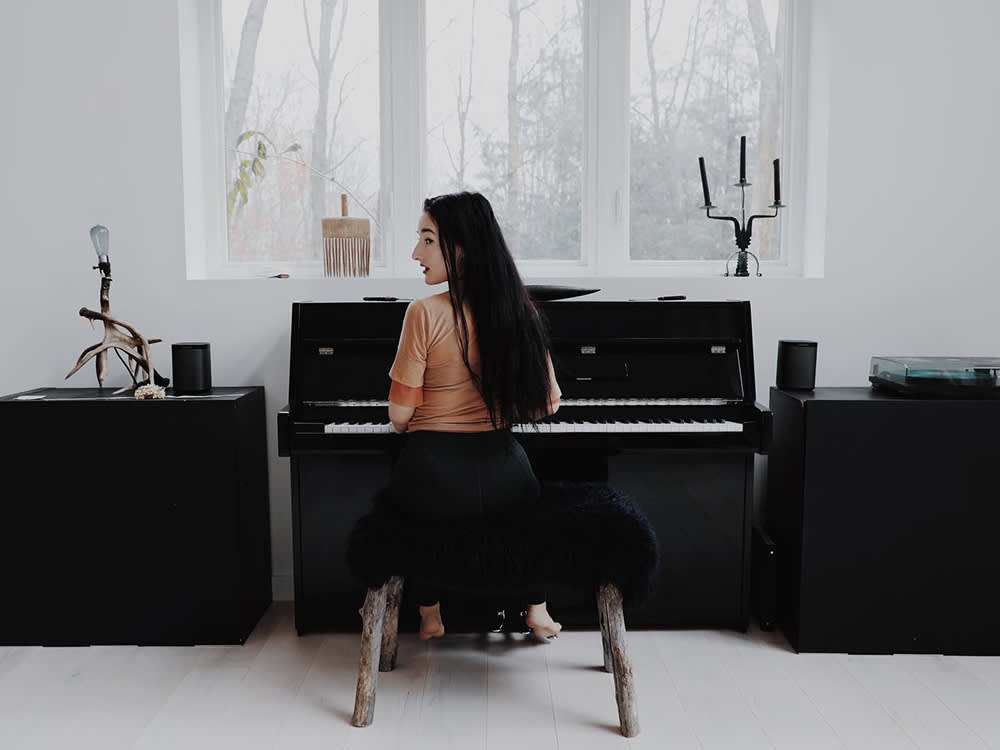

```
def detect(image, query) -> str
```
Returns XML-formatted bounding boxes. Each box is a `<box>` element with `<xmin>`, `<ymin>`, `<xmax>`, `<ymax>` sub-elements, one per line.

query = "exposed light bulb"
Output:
<box><xmin>90</xmin><ymin>225</ymin><xmax>110</xmax><ymax>260</ymax></box>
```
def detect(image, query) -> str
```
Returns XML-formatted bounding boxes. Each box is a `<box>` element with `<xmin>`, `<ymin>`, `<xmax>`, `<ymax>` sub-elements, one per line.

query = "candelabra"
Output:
<box><xmin>698</xmin><ymin>135</ymin><xmax>784</xmax><ymax>277</ymax></box>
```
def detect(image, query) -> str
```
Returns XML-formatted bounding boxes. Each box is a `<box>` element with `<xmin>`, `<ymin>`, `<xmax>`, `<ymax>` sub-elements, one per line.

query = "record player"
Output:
<box><xmin>869</xmin><ymin>356</ymin><xmax>1000</xmax><ymax>398</ymax></box>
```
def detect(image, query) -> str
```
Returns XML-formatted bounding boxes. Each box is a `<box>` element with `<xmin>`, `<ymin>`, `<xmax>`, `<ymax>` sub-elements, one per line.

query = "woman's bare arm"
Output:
<box><xmin>389</xmin><ymin>402</ymin><xmax>416</xmax><ymax>433</ymax></box>
<box><xmin>544</xmin><ymin>352</ymin><xmax>561</xmax><ymax>416</ymax></box>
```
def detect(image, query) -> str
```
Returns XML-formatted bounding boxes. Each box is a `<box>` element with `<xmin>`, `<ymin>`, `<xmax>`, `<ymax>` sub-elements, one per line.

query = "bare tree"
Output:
<box><xmin>230</xmin><ymin>74</ymin><xmax>308</xmax><ymax>261</ymax></box>
<box><xmin>506</xmin><ymin>0</ymin><xmax>540</xmax><ymax>248</ymax></box>
<box><xmin>642</xmin><ymin>0</ymin><xmax>666</xmax><ymax>137</ymax></box>
<box><xmin>664</xmin><ymin>0</ymin><xmax>707</xmax><ymax>142</ymax></box>
<box><xmin>637</xmin><ymin>0</ymin><xmax>709</xmax><ymax>219</ymax></box>
<box><xmin>225</xmin><ymin>0</ymin><xmax>269</xmax><ymax>180</ymax></box>
<box><xmin>441</xmin><ymin>0</ymin><xmax>476</xmax><ymax>187</ymax></box>
<box><xmin>304</xmin><ymin>0</ymin><xmax>349</xmax><ymax>257</ymax></box>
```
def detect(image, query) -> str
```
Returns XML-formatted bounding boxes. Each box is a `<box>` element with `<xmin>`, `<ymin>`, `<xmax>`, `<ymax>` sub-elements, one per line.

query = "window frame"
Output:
<box><xmin>178</xmin><ymin>0</ymin><xmax>814</xmax><ymax>280</ymax></box>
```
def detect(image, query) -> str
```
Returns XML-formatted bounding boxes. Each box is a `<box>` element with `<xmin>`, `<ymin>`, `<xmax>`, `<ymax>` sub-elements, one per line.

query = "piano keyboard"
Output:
<box><xmin>323</xmin><ymin>418</ymin><xmax>742</xmax><ymax>434</ymax></box>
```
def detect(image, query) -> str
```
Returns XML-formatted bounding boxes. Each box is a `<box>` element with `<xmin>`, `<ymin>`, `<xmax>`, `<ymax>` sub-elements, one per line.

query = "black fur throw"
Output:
<box><xmin>346</xmin><ymin>481</ymin><xmax>660</xmax><ymax>607</ymax></box>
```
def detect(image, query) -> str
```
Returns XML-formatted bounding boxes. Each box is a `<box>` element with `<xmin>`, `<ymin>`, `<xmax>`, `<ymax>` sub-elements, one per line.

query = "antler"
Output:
<box><xmin>66</xmin><ymin>307</ymin><xmax>167</xmax><ymax>388</ymax></box>
<box><xmin>69</xmin><ymin>237</ymin><xmax>169</xmax><ymax>397</ymax></box>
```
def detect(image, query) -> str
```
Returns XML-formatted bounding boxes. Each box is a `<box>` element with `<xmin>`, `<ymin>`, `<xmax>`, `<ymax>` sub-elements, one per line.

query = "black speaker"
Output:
<box><xmin>172</xmin><ymin>342</ymin><xmax>212</xmax><ymax>395</ymax></box>
<box><xmin>776</xmin><ymin>340</ymin><xmax>817</xmax><ymax>391</ymax></box>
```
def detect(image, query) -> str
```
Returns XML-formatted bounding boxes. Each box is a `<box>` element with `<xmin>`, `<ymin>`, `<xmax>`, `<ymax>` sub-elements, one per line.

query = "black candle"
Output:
<box><xmin>772</xmin><ymin>158</ymin><xmax>781</xmax><ymax>204</ymax></box>
<box><xmin>698</xmin><ymin>157</ymin><xmax>712</xmax><ymax>206</ymax></box>
<box><xmin>739</xmin><ymin>136</ymin><xmax>747</xmax><ymax>183</ymax></box>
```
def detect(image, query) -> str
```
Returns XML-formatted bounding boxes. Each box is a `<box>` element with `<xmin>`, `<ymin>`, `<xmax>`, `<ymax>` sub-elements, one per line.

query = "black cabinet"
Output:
<box><xmin>765</xmin><ymin>386</ymin><xmax>1000</xmax><ymax>654</ymax></box>
<box><xmin>0</xmin><ymin>387</ymin><xmax>272</xmax><ymax>646</ymax></box>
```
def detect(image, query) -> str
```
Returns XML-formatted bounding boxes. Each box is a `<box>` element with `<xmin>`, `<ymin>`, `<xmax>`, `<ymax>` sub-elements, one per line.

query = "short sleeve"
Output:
<box><xmin>388</xmin><ymin>300</ymin><xmax>430</xmax><ymax>388</ymax></box>
<box><xmin>389</xmin><ymin>380</ymin><xmax>424</xmax><ymax>407</ymax></box>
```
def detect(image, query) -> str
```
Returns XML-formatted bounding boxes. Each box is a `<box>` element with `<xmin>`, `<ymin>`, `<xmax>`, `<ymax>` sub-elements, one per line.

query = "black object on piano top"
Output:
<box><xmin>525</xmin><ymin>284</ymin><xmax>600</xmax><ymax>301</ymax></box>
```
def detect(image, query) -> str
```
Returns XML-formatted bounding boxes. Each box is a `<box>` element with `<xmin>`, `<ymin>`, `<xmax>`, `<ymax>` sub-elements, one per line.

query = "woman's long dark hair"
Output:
<box><xmin>423</xmin><ymin>191</ymin><xmax>553</xmax><ymax>430</ymax></box>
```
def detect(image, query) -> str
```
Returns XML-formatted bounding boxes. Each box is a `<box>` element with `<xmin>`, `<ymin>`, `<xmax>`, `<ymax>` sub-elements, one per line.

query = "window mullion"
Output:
<box><xmin>590</xmin><ymin>0</ymin><xmax>630</xmax><ymax>276</ymax></box>
<box><xmin>785</xmin><ymin>0</ymin><xmax>824</xmax><ymax>278</ymax></box>
<box><xmin>179</xmin><ymin>0</ymin><xmax>227</xmax><ymax>280</ymax></box>
<box><xmin>382</xmin><ymin>0</ymin><xmax>425</xmax><ymax>276</ymax></box>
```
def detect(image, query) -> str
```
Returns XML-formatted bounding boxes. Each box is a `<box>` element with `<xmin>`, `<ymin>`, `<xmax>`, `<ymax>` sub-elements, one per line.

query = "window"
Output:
<box><xmin>629</xmin><ymin>0</ymin><xmax>783</xmax><ymax>264</ymax></box>
<box><xmin>221</xmin><ymin>0</ymin><xmax>380</xmax><ymax>271</ymax></box>
<box><xmin>426</xmin><ymin>0</ymin><xmax>584</xmax><ymax>261</ymax></box>
<box><xmin>179</xmin><ymin>0</ymin><xmax>805</xmax><ymax>279</ymax></box>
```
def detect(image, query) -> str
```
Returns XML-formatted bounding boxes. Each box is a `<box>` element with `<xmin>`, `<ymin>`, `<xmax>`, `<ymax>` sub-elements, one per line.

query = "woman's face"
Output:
<box><xmin>413</xmin><ymin>211</ymin><xmax>448</xmax><ymax>285</ymax></box>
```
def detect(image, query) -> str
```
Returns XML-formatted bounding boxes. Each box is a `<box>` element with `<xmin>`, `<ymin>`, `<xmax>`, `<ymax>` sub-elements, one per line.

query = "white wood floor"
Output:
<box><xmin>3</xmin><ymin>602</ymin><xmax>1000</xmax><ymax>750</ymax></box>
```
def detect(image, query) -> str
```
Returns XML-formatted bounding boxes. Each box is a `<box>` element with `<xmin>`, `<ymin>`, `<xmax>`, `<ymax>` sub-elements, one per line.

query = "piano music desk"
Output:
<box><xmin>0</xmin><ymin>386</ymin><xmax>272</xmax><ymax>646</ymax></box>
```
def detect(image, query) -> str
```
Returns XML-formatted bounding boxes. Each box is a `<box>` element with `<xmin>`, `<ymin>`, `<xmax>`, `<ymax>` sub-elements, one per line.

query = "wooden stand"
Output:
<box><xmin>351</xmin><ymin>578</ymin><xmax>639</xmax><ymax>737</ymax></box>
<box><xmin>379</xmin><ymin>576</ymin><xmax>404</xmax><ymax>672</ymax></box>
<box><xmin>597</xmin><ymin>582</ymin><xmax>640</xmax><ymax>737</ymax></box>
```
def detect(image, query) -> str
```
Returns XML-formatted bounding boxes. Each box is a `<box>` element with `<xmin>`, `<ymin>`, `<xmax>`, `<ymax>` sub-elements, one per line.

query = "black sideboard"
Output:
<box><xmin>0</xmin><ymin>387</ymin><xmax>272</xmax><ymax>646</ymax></box>
<box><xmin>765</xmin><ymin>386</ymin><xmax>1000</xmax><ymax>655</ymax></box>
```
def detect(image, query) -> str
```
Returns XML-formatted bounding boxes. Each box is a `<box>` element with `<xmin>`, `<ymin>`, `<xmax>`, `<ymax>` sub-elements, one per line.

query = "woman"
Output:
<box><xmin>387</xmin><ymin>191</ymin><xmax>563</xmax><ymax>642</ymax></box>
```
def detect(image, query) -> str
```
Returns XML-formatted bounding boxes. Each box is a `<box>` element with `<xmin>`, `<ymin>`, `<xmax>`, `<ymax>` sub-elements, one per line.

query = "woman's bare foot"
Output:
<box><xmin>418</xmin><ymin>603</ymin><xmax>445</xmax><ymax>641</ymax></box>
<box><xmin>525</xmin><ymin>602</ymin><xmax>562</xmax><ymax>641</ymax></box>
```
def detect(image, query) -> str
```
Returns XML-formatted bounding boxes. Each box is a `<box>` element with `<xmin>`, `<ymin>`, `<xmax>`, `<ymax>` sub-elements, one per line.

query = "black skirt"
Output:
<box><xmin>388</xmin><ymin>429</ymin><xmax>546</xmax><ymax>606</ymax></box>
<box><xmin>389</xmin><ymin>429</ymin><xmax>540</xmax><ymax>521</ymax></box>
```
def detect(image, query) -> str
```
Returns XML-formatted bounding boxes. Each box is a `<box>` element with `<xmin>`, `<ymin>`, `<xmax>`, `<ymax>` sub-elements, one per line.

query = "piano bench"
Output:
<box><xmin>345</xmin><ymin>481</ymin><xmax>659</xmax><ymax>738</ymax></box>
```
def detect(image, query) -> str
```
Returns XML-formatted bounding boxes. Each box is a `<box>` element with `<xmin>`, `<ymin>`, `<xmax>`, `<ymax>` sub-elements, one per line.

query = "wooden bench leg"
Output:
<box><xmin>596</xmin><ymin>583</ymin><xmax>613</xmax><ymax>672</ymax></box>
<box><xmin>379</xmin><ymin>576</ymin><xmax>403</xmax><ymax>672</ymax></box>
<box><xmin>598</xmin><ymin>582</ymin><xmax>639</xmax><ymax>738</ymax></box>
<box><xmin>352</xmin><ymin>583</ymin><xmax>388</xmax><ymax>727</ymax></box>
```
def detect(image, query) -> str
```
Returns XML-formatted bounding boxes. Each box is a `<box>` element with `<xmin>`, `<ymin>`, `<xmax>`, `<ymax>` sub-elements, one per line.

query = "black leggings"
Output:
<box><xmin>390</xmin><ymin>429</ymin><xmax>546</xmax><ymax>607</ymax></box>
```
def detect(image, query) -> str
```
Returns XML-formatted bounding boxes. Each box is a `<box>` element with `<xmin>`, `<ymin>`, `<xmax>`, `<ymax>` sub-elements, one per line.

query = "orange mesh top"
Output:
<box><xmin>388</xmin><ymin>292</ymin><xmax>561</xmax><ymax>433</ymax></box>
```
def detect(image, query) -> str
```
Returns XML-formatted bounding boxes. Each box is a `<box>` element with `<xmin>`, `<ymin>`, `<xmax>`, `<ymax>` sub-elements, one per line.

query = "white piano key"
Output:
<box><xmin>511</xmin><ymin>419</ymin><xmax>742</xmax><ymax>434</ymax></box>
<box><xmin>310</xmin><ymin>399</ymin><xmax>390</xmax><ymax>408</ymax></box>
<box><xmin>322</xmin><ymin>418</ymin><xmax>742</xmax><ymax>435</ymax></box>
<box><xmin>323</xmin><ymin>422</ymin><xmax>395</xmax><ymax>434</ymax></box>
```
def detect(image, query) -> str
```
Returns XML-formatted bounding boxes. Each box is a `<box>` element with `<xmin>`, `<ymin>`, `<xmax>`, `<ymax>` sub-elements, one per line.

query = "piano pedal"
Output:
<box><xmin>490</xmin><ymin>608</ymin><xmax>506</xmax><ymax>633</ymax></box>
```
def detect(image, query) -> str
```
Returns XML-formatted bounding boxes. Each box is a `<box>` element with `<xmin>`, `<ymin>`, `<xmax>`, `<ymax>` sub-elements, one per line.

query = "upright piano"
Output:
<box><xmin>278</xmin><ymin>298</ymin><xmax>771</xmax><ymax>634</ymax></box>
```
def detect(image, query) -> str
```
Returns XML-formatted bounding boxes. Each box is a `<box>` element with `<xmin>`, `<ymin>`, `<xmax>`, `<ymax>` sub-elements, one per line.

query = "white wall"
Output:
<box><xmin>2</xmin><ymin>0</ymin><xmax>998</xmax><ymax>601</ymax></box>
